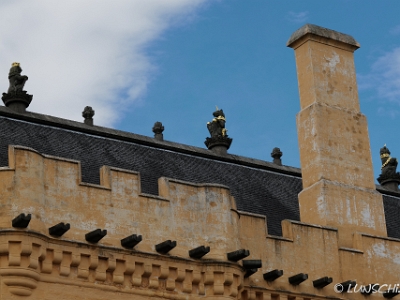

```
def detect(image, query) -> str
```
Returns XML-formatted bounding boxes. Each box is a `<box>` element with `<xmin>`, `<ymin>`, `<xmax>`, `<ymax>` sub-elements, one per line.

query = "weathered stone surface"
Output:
<box><xmin>288</xmin><ymin>23</ymin><xmax>387</xmax><ymax>247</ymax></box>
<box><xmin>2</xmin><ymin>91</ymin><xmax>33</xmax><ymax>113</ymax></box>
<box><xmin>0</xmin><ymin>25</ymin><xmax>399</xmax><ymax>300</ymax></box>
<box><xmin>298</xmin><ymin>180</ymin><xmax>387</xmax><ymax>245</ymax></box>
<box><xmin>297</xmin><ymin>104</ymin><xmax>375</xmax><ymax>189</ymax></box>
<box><xmin>287</xmin><ymin>23</ymin><xmax>360</xmax><ymax>49</ymax></box>
<box><xmin>0</xmin><ymin>146</ymin><xmax>399</xmax><ymax>299</ymax></box>
<box><xmin>1</xmin><ymin>145</ymin><xmax>241</xmax><ymax>260</ymax></box>
<box><xmin>291</xmin><ymin>38</ymin><xmax>360</xmax><ymax>111</ymax></box>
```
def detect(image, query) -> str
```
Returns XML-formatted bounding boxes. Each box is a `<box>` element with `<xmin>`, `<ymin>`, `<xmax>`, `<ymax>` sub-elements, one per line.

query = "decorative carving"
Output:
<box><xmin>361</xmin><ymin>284</ymin><xmax>380</xmax><ymax>295</ymax></box>
<box><xmin>377</xmin><ymin>145</ymin><xmax>400</xmax><ymax>191</ymax></box>
<box><xmin>152</xmin><ymin>121</ymin><xmax>164</xmax><ymax>134</ymax></box>
<box><xmin>121</xmin><ymin>234</ymin><xmax>142</xmax><ymax>248</ymax></box>
<box><xmin>155</xmin><ymin>240</ymin><xmax>177</xmax><ymax>254</ymax></box>
<box><xmin>189</xmin><ymin>245</ymin><xmax>210</xmax><ymax>258</ymax></box>
<box><xmin>242</xmin><ymin>260</ymin><xmax>262</xmax><ymax>270</ymax></box>
<box><xmin>152</xmin><ymin>121</ymin><xmax>164</xmax><ymax>141</ymax></box>
<box><xmin>2</xmin><ymin>63</ymin><xmax>33</xmax><ymax>112</ymax></box>
<box><xmin>85</xmin><ymin>229</ymin><xmax>107</xmax><ymax>243</ymax></box>
<box><xmin>12</xmin><ymin>213</ymin><xmax>31</xmax><ymax>228</ymax></box>
<box><xmin>205</xmin><ymin>108</ymin><xmax>232</xmax><ymax>154</ymax></box>
<box><xmin>339</xmin><ymin>280</ymin><xmax>357</xmax><ymax>292</ymax></box>
<box><xmin>0</xmin><ymin>268</ymin><xmax>40</xmax><ymax>296</ymax></box>
<box><xmin>0</xmin><ymin>233</ymin><xmax>245</xmax><ymax>298</ymax></box>
<box><xmin>244</xmin><ymin>269</ymin><xmax>257</xmax><ymax>278</ymax></box>
<box><xmin>383</xmin><ymin>289</ymin><xmax>400</xmax><ymax>298</ymax></box>
<box><xmin>242</xmin><ymin>260</ymin><xmax>262</xmax><ymax>278</ymax></box>
<box><xmin>271</xmin><ymin>147</ymin><xmax>283</xmax><ymax>166</ymax></box>
<box><xmin>82</xmin><ymin>106</ymin><xmax>95</xmax><ymax>126</ymax></box>
<box><xmin>227</xmin><ymin>249</ymin><xmax>250</xmax><ymax>262</ymax></box>
<box><xmin>207</xmin><ymin>108</ymin><xmax>227</xmax><ymax>138</ymax></box>
<box><xmin>7</xmin><ymin>62</ymin><xmax>28</xmax><ymax>93</ymax></box>
<box><xmin>263</xmin><ymin>269</ymin><xmax>283</xmax><ymax>281</ymax></box>
<box><xmin>313</xmin><ymin>276</ymin><xmax>332</xmax><ymax>288</ymax></box>
<box><xmin>48</xmin><ymin>222</ymin><xmax>70</xmax><ymax>237</ymax></box>
<box><xmin>288</xmin><ymin>273</ymin><xmax>308</xmax><ymax>285</ymax></box>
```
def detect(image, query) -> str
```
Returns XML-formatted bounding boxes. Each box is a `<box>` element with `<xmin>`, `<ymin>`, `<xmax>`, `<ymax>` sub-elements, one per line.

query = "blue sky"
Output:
<box><xmin>1</xmin><ymin>1</ymin><xmax>400</xmax><ymax>181</ymax></box>
<box><xmin>118</xmin><ymin>1</ymin><xmax>400</xmax><ymax>181</ymax></box>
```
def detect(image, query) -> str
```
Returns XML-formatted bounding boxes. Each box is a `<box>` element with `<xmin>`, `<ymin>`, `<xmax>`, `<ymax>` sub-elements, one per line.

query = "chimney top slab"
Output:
<box><xmin>287</xmin><ymin>24</ymin><xmax>360</xmax><ymax>50</ymax></box>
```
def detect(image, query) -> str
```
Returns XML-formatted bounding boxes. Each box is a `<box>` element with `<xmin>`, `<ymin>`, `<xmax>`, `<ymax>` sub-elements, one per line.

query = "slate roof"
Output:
<box><xmin>0</xmin><ymin>106</ymin><xmax>399</xmax><ymax>238</ymax></box>
<box><xmin>381</xmin><ymin>194</ymin><xmax>400</xmax><ymax>239</ymax></box>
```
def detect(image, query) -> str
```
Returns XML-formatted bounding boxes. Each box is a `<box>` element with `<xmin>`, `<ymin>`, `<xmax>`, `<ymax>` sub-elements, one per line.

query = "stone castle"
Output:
<box><xmin>0</xmin><ymin>24</ymin><xmax>398</xmax><ymax>300</ymax></box>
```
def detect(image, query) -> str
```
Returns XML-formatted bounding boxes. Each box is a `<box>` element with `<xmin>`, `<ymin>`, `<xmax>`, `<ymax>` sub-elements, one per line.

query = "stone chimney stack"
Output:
<box><xmin>287</xmin><ymin>24</ymin><xmax>387</xmax><ymax>247</ymax></box>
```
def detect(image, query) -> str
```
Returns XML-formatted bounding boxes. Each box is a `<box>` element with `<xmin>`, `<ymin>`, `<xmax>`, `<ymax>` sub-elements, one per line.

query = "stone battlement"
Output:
<box><xmin>0</xmin><ymin>146</ymin><xmax>399</xmax><ymax>299</ymax></box>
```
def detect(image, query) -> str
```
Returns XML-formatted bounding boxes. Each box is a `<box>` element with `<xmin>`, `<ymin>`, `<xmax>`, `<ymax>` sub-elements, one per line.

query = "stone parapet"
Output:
<box><xmin>0</xmin><ymin>146</ymin><xmax>240</xmax><ymax>261</ymax></box>
<box><xmin>0</xmin><ymin>146</ymin><xmax>398</xmax><ymax>298</ymax></box>
<box><xmin>238</xmin><ymin>216</ymin><xmax>400</xmax><ymax>300</ymax></box>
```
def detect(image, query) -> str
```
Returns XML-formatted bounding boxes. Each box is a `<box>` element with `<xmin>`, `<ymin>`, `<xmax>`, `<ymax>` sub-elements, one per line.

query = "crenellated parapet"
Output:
<box><xmin>0</xmin><ymin>145</ymin><xmax>240</xmax><ymax>261</ymax></box>
<box><xmin>0</xmin><ymin>145</ymin><xmax>400</xmax><ymax>299</ymax></box>
<box><xmin>237</xmin><ymin>214</ymin><xmax>400</xmax><ymax>299</ymax></box>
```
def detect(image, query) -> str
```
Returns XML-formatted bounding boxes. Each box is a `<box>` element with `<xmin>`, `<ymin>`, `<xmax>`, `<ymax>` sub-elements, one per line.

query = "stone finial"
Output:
<box><xmin>271</xmin><ymin>147</ymin><xmax>283</xmax><ymax>166</ymax></box>
<box><xmin>152</xmin><ymin>122</ymin><xmax>164</xmax><ymax>141</ymax></box>
<box><xmin>2</xmin><ymin>62</ymin><xmax>33</xmax><ymax>113</ymax></box>
<box><xmin>377</xmin><ymin>145</ymin><xmax>400</xmax><ymax>191</ymax></box>
<box><xmin>205</xmin><ymin>107</ymin><xmax>232</xmax><ymax>155</ymax></box>
<box><xmin>82</xmin><ymin>106</ymin><xmax>95</xmax><ymax>126</ymax></box>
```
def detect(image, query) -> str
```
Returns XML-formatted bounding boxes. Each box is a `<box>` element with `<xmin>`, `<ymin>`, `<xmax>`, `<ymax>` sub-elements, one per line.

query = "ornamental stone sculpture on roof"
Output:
<box><xmin>207</xmin><ymin>108</ymin><xmax>227</xmax><ymax>138</ymax></box>
<box><xmin>378</xmin><ymin>144</ymin><xmax>400</xmax><ymax>191</ymax></box>
<box><xmin>152</xmin><ymin>121</ymin><xmax>164</xmax><ymax>141</ymax></box>
<box><xmin>2</xmin><ymin>62</ymin><xmax>33</xmax><ymax>113</ymax></box>
<box><xmin>205</xmin><ymin>107</ymin><xmax>232</xmax><ymax>155</ymax></box>
<box><xmin>7</xmin><ymin>62</ymin><xmax>28</xmax><ymax>94</ymax></box>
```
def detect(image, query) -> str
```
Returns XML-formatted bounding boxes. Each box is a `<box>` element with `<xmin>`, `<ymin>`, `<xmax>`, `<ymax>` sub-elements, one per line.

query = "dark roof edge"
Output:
<box><xmin>0</xmin><ymin>106</ymin><xmax>301</xmax><ymax>177</ymax></box>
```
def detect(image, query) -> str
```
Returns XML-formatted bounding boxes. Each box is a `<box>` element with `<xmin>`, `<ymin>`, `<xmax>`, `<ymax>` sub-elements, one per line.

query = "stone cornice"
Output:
<box><xmin>0</xmin><ymin>230</ymin><xmax>244</xmax><ymax>298</ymax></box>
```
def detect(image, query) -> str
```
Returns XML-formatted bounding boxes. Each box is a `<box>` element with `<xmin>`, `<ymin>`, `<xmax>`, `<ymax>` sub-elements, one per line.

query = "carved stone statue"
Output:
<box><xmin>207</xmin><ymin>109</ymin><xmax>227</xmax><ymax>138</ymax></box>
<box><xmin>205</xmin><ymin>108</ymin><xmax>232</xmax><ymax>155</ymax></box>
<box><xmin>380</xmin><ymin>146</ymin><xmax>397</xmax><ymax>176</ymax></box>
<box><xmin>7</xmin><ymin>62</ymin><xmax>28</xmax><ymax>94</ymax></box>
<box><xmin>377</xmin><ymin>145</ymin><xmax>400</xmax><ymax>191</ymax></box>
<box><xmin>2</xmin><ymin>62</ymin><xmax>33</xmax><ymax>113</ymax></box>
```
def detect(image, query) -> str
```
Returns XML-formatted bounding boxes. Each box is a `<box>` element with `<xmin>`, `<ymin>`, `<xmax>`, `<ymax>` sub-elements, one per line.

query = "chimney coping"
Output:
<box><xmin>287</xmin><ymin>24</ymin><xmax>360</xmax><ymax>49</ymax></box>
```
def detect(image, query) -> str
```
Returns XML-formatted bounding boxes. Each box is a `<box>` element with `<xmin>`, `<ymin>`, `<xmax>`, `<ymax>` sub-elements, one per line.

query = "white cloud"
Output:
<box><xmin>358</xmin><ymin>47</ymin><xmax>400</xmax><ymax>105</ymax></box>
<box><xmin>286</xmin><ymin>11</ymin><xmax>309</xmax><ymax>23</ymax></box>
<box><xmin>0</xmin><ymin>0</ymin><xmax>209</xmax><ymax>126</ymax></box>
